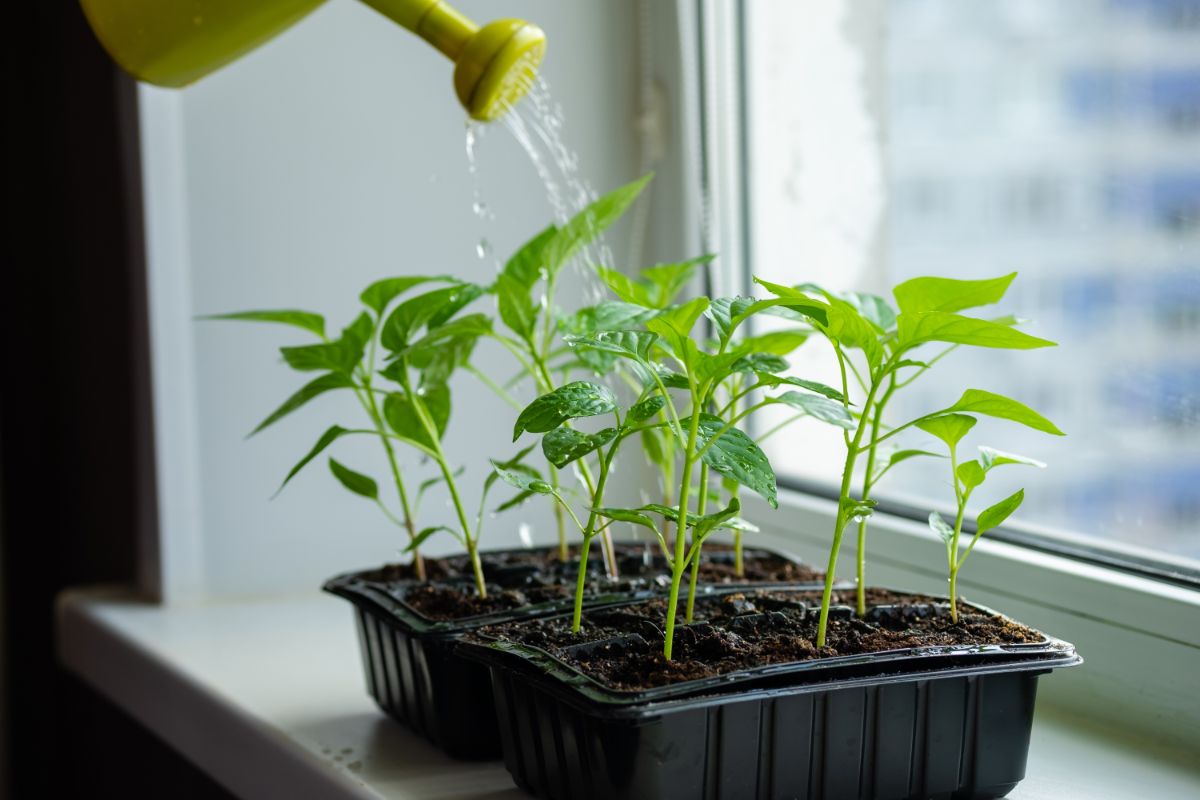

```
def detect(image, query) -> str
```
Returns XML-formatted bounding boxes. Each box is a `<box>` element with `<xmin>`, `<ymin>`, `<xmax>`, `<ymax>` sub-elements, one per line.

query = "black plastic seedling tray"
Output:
<box><xmin>460</xmin><ymin>590</ymin><xmax>1082</xmax><ymax>799</ymax></box>
<box><xmin>324</xmin><ymin>544</ymin><xmax>826</xmax><ymax>759</ymax></box>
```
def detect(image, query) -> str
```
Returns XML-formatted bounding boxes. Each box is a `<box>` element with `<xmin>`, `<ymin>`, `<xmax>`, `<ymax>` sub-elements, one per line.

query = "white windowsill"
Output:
<box><xmin>56</xmin><ymin>587</ymin><xmax>1198</xmax><ymax>800</ymax></box>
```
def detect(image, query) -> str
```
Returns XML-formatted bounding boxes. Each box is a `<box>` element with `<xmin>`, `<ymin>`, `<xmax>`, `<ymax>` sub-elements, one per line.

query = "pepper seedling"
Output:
<box><xmin>205</xmin><ymin>275</ymin><xmax>524</xmax><ymax>596</ymax></box>
<box><xmin>488</xmin><ymin>174</ymin><xmax>653</xmax><ymax>573</ymax></box>
<box><xmin>923</xmin><ymin>427</ymin><xmax>1048</xmax><ymax>619</ymax></box>
<box><xmin>754</xmin><ymin>272</ymin><xmax>1063</xmax><ymax>647</ymax></box>
<box><xmin>497</xmin><ymin>380</ymin><xmax>670</xmax><ymax>632</ymax></box>
<box><xmin>566</xmin><ymin>289</ymin><xmax>852</xmax><ymax>659</ymax></box>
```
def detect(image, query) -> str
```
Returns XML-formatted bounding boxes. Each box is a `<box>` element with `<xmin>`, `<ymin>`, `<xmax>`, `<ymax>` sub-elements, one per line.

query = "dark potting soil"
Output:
<box><xmin>358</xmin><ymin>543</ymin><xmax>824</xmax><ymax>622</ymax></box>
<box><xmin>477</xmin><ymin>589</ymin><xmax>1044</xmax><ymax>690</ymax></box>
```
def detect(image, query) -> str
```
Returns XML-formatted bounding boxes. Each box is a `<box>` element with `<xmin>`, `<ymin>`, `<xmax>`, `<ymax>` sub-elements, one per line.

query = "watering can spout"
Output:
<box><xmin>78</xmin><ymin>0</ymin><xmax>545</xmax><ymax>121</ymax></box>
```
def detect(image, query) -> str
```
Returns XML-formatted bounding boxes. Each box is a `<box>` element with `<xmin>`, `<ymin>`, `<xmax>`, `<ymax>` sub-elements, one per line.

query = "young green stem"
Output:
<box><xmin>663</xmin><ymin>405</ymin><xmax>703</xmax><ymax>660</ymax></box>
<box><xmin>855</xmin><ymin>382</ymin><xmax>894</xmax><ymax>616</ymax></box>
<box><xmin>570</xmin><ymin>434</ymin><xmax>618</xmax><ymax>633</ymax></box>
<box><xmin>362</xmin><ymin>380</ymin><xmax>424</xmax><ymax>581</ymax></box>
<box><xmin>816</xmin><ymin>368</ymin><xmax>886</xmax><ymax>648</ymax></box>
<box><xmin>684</xmin><ymin>464</ymin><xmax>710</xmax><ymax>623</ymax></box>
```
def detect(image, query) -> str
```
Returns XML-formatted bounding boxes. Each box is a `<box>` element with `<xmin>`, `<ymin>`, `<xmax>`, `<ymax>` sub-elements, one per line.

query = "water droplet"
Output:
<box><xmin>472</xmin><ymin>200</ymin><xmax>488</xmax><ymax>217</ymax></box>
<box><xmin>476</xmin><ymin>239</ymin><xmax>492</xmax><ymax>259</ymax></box>
<box><xmin>518</xmin><ymin>522</ymin><xmax>534</xmax><ymax>548</ymax></box>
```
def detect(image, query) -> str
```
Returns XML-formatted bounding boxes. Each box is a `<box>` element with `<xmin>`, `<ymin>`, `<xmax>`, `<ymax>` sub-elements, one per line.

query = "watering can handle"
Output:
<box><xmin>79</xmin><ymin>0</ymin><xmax>544</xmax><ymax>121</ymax></box>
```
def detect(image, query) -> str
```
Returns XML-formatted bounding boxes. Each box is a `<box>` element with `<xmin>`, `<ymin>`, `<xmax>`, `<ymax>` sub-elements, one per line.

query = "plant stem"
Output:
<box><xmin>855</xmin><ymin>382</ymin><xmax>893</xmax><ymax>616</ymax></box>
<box><xmin>663</xmin><ymin>406</ymin><xmax>702</xmax><ymax>660</ymax></box>
<box><xmin>816</xmin><ymin>372</ymin><xmax>885</xmax><ymax>648</ymax></box>
<box><xmin>362</xmin><ymin>380</ymin><xmax>424</xmax><ymax>580</ymax></box>
<box><xmin>548</xmin><ymin>466</ymin><xmax>569</xmax><ymax>560</ymax></box>
<box><xmin>571</xmin><ymin>438</ymin><xmax>617</xmax><ymax>633</ymax></box>
<box><xmin>685</xmin><ymin>464</ymin><xmax>709</xmax><ymax>623</ymax></box>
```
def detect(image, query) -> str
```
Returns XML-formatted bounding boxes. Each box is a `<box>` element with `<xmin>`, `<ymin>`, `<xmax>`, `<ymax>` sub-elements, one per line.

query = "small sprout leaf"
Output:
<box><xmin>946</xmin><ymin>389</ymin><xmax>1064</xmax><ymax>435</ymax></box>
<box><xmin>896</xmin><ymin>312</ymin><xmax>1056</xmax><ymax>350</ymax></box>
<box><xmin>928</xmin><ymin>512</ymin><xmax>956</xmax><ymax>545</ymax></box>
<box><xmin>893</xmin><ymin>273</ymin><xmax>1017</xmax><ymax>315</ymax></box>
<box><xmin>915</xmin><ymin>413</ymin><xmax>977</xmax><ymax>449</ymax></box>
<box><xmin>513</xmin><ymin>381</ymin><xmax>618</xmax><ymax>440</ymax></box>
<box><xmin>978</xmin><ymin>446</ymin><xmax>1047</xmax><ymax>471</ymax></box>
<box><xmin>956</xmin><ymin>460</ymin><xmax>987</xmax><ymax>492</ymax></box>
<box><xmin>629</xmin><ymin>395</ymin><xmax>666</xmax><ymax>422</ymax></box>
<box><xmin>360</xmin><ymin>276</ymin><xmax>452</xmax><ymax>314</ymax></box>
<box><xmin>327</xmin><ymin>458</ymin><xmax>378</xmax><ymax>500</ymax></box>
<box><xmin>753</xmin><ymin>374</ymin><xmax>846</xmax><ymax>402</ymax></box>
<box><xmin>202</xmin><ymin>309</ymin><xmax>326</xmax><ymax>337</ymax></box>
<box><xmin>771</xmin><ymin>391</ymin><xmax>855</xmax><ymax>429</ymax></box>
<box><xmin>250</xmin><ymin>372</ymin><xmax>354</xmax><ymax>436</ymax></box>
<box><xmin>278</xmin><ymin>425</ymin><xmax>352</xmax><ymax>493</ymax></box>
<box><xmin>542</xmin><ymin>427</ymin><xmax>619</xmax><ymax>468</ymax></box>
<box><xmin>977</xmin><ymin>489</ymin><xmax>1025</xmax><ymax>535</ymax></box>
<box><xmin>403</xmin><ymin>525</ymin><xmax>461</xmax><ymax>552</ymax></box>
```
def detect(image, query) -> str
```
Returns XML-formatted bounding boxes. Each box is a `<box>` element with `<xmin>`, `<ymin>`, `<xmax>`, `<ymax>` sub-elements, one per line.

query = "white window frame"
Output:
<box><xmin>684</xmin><ymin>0</ymin><xmax>1200</xmax><ymax>748</ymax></box>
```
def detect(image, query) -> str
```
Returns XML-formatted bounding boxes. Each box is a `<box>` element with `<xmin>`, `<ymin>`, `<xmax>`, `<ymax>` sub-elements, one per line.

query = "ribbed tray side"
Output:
<box><xmin>489</xmin><ymin>666</ymin><xmax>1041</xmax><ymax>800</ymax></box>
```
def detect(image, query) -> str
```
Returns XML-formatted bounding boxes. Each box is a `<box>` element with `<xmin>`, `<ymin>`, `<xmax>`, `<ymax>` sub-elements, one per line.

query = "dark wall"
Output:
<box><xmin>0</xmin><ymin>4</ymin><xmax>231</xmax><ymax>798</ymax></box>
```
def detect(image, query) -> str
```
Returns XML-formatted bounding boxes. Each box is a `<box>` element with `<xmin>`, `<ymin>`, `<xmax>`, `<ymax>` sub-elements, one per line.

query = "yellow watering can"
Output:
<box><xmin>79</xmin><ymin>0</ymin><xmax>546</xmax><ymax>121</ymax></box>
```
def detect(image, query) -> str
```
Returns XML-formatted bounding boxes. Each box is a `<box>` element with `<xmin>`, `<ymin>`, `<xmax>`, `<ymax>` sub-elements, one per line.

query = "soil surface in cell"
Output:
<box><xmin>355</xmin><ymin>543</ymin><xmax>824</xmax><ymax>621</ymax></box>
<box><xmin>476</xmin><ymin>589</ymin><xmax>1044</xmax><ymax>690</ymax></box>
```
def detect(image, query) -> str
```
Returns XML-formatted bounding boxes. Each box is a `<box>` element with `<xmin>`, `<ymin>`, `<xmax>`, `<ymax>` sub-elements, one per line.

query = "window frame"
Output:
<box><xmin>686</xmin><ymin>0</ymin><xmax>1200</xmax><ymax>747</ymax></box>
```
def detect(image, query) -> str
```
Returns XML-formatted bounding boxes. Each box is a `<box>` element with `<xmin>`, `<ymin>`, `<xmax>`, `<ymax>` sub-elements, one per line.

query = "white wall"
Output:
<box><xmin>141</xmin><ymin>0</ymin><xmax>655</xmax><ymax>601</ymax></box>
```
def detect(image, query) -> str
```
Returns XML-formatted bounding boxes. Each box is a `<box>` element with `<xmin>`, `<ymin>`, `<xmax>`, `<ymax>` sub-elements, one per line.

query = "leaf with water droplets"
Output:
<box><xmin>694</xmin><ymin>413</ymin><xmax>777</xmax><ymax>508</ymax></box>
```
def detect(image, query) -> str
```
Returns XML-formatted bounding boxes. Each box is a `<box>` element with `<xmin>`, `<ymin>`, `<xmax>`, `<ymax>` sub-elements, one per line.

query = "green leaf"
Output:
<box><xmin>946</xmin><ymin>389</ymin><xmax>1064</xmax><ymax>436</ymax></box>
<box><xmin>596</xmin><ymin>267</ymin><xmax>655</xmax><ymax>307</ymax></box>
<box><xmin>280</xmin><ymin>312</ymin><xmax>372</xmax><ymax>374</ymax></box>
<box><xmin>978</xmin><ymin>446</ymin><xmax>1047</xmax><ymax>471</ymax></box>
<box><xmin>629</xmin><ymin>395</ymin><xmax>666</xmax><ymax>422</ymax></box>
<box><xmin>202</xmin><ymin>309</ymin><xmax>325</xmax><ymax>337</ymax></box>
<box><xmin>893</xmin><ymin>273</ymin><xmax>1016</xmax><ymax>315</ymax></box>
<box><xmin>706</xmin><ymin>296</ymin><xmax>757</xmax><ymax>340</ymax></box>
<box><xmin>564</xmin><ymin>331</ymin><xmax>658</xmax><ymax>363</ymax></box>
<box><xmin>504</xmin><ymin>224</ymin><xmax>558</xmax><ymax>287</ymax></box>
<box><xmin>545</xmin><ymin>174</ymin><xmax>652</xmax><ymax>278</ymax></box>
<box><xmin>589</xmin><ymin>301</ymin><xmax>660</xmax><ymax>330</ymax></box>
<box><xmin>250</xmin><ymin>372</ymin><xmax>354</xmax><ymax>436</ymax></box>
<box><xmin>957</xmin><ymin>460</ymin><xmax>987</xmax><ymax>492</ymax></box>
<box><xmin>897</xmin><ymin>312</ymin><xmax>1056</xmax><ymax>350</ymax></box>
<box><xmin>977</xmin><ymin>489</ymin><xmax>1025</xmax><ymax>535</ymax></box>
<box><xmin>843</xmin><ymin>292</ymin><xmax>897</xmax><ymax>333</ymax></box>
<box><xmin>772</xmin><ymin>391</ymin><xmax>855</xmax><ymax>429</ymax></box>
<box><xmin>749</xmin><ymin>278</ymin><xmax>831</xmax><ymax>326</ymax></box>
<box><xmin>403</xmin><ymin>525</ymin><xmax>461</xmax><ymax>552</ymax></box>
<box><xmin>401</xmin><ymin>313</ymin><xmax>492</xmax><ymax>356</ymax></box>
<box><xmin>541</xmin><ymin>427</ymin><xmax>618</xmax><ymax>468</ymax></box>
<box><xmin>840</xmin><ymin>497</ymin><xmax>877</xmax><ymax>526</ymax></box>
<box><xmin>328</xmin><ymin>458</ymin><xmax>378</xmax><ymax>500</ymax></box>
<box><xmin>592</xmin><ymin>507</ymin><xmax>662</xmax><ymax>536</ymax></box>
<box><xmin>928</xmin><ymin>512</ymin><xmax>956</xmax><ymax>545</ymax></box>
<box><xmin>737</xmin><ymin>330</ymin><xmax>810</xmax><ymax>356</ymax></box>
<box><xmin>646</xmin><ymin>297</ymin><xmax>710</xmax><ymax>344</ymax></box>
<box><xmin>360</xmin><ymin>276</ymin><xmax>452</xmax><ymax>314</ymax></box>
<box><xmin>693</xmin><ymin>349</ymin><xmax>753</xmax><ymax>387</ymax></box>
<box><xmin>383</xmin><ymin>386</ymin><xmax>450</xmax><ymax>449</ymax></box>
<box><xmin>639</xmin><ymin>256</ymin><xmax>711</xmax><ymax>307</ymax></box>
<box><xmin>916</xmin><ymin>413</ymin><xmax>977</xmax><ymax>448</ymax></box>
<box><xmin>823</xmin><ymin>298</ymin><xmax>885</xmax><ymax>369</ymax></box>
<box><xmin>630</xmin><ymin>502</ymin><xmax>755</xmax><ymax>532</ymax></box>
<box><xmin>279</xmin><ymin>425</ymin><xmax>352</xmax><ymax>492</ymax></box>
<box><xmin>495</xmin><ymin>271</ymin><xmax>539</xmax><ymax>341</ymax></box>
<box><xmin>380</xmin><ymin>284</ymin><xmax>483</xmax><ymax>352</ymax></box>
<box><xmin>490</xmin><ymin>461</ymin><xmax>557</xmax><ymax>495</ymax></box>
<box><xmin>695</xmin><ymin>413</ymin><xmax>778</xmax><ymax>508</ymax></box>
<box><xmin>513</xmin><ymin>381</ymin><xmax>618</xmax><ymax>440</ymax></box>
<box><xmin>753</xmin><ymin>374</ymin><xmax>846</xmax><ymax>402</ymax></box>
<box><xmin>729</xmin><ymin>352</ymin><xmax>789</xmax><ymax>375</ymax></box>
<box><xmin>882</xmin><ymin>448</ymin><xmax>942</xmax><ymax>469</ymax></box>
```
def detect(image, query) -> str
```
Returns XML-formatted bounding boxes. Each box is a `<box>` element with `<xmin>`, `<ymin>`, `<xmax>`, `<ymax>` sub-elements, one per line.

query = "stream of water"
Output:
<box><xmin>465</xmin><ymin>77</ymin><xmax>613</xmax><ymax>304</ymax></box>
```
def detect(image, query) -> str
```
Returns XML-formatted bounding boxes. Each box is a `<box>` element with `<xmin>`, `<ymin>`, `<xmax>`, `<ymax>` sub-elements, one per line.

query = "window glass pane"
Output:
<box><xmin>744</xmin><ymin>0</ymin><xmax>1200</xmax><ymax>563</ymax></box>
